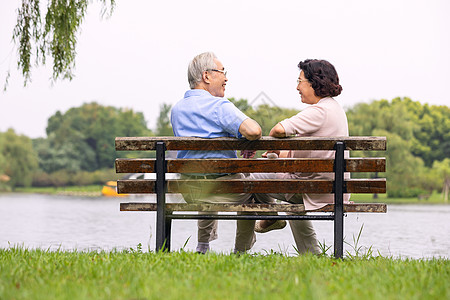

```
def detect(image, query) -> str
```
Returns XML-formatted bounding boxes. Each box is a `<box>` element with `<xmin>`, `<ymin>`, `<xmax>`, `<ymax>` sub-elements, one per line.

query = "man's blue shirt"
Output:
<box><xmin>171</xmin><ymin>89</ymin><xmax>249</xmax><ymax>159</ymax></box>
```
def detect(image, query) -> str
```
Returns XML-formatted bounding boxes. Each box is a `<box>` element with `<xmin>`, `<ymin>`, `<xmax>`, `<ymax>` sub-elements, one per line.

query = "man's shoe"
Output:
<box><xmin>196</xmin><ymin>243</ymin><xmax>210</xmax><ymax>254</ymax></box>
<box><xmin>254</xmin><ymin>220</ymin><xmax>287</xmax><ymax>233</ymax></box>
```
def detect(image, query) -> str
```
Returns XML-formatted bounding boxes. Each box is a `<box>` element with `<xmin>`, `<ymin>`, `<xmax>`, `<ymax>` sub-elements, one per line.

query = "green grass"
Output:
<box><xmin>351</xmin><ymin>191</ymin><xmax>447</xmax><ymax>204</ymax></box>
<box><xmin>0</xmin><ymin>247</ymin><xmax>448</xmax><ymax>300</ymax></box>
<box><xmin>13</xmin><ymin>185</ymin><xmax>102</xmax><ymax>195</ymax></box>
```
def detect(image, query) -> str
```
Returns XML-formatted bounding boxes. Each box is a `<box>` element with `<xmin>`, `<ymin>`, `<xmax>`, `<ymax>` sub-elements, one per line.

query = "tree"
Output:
<box><xmin>33</xmin><ymin>135</ymin><xmax>96</xmax><ymax>173</ymax></box>
<box><xmin>407</xmin><ymin>102</ymin><xmax>450</xmax><ymax>167</ymax></box>
<box><xmin>8</xmin><ymin>0</ymin><xmax>115</xmax><ymax>87</ymax></box>
<box><xmin>346</xmin><ymin>97</ymin><xmax>450</xmax><ymax>197</ymax></box>
<box><xmin>430</xmin><ymin>159</ymin><xmax>450</xmax><ymax>202</ymax></box>
<box><xmin>228</xmin><ymin>97</ymin><xmax>251</xmax><ymax>112</ymax></box>
<box><xmin>0</xmin><ymin>142</ymin><xmax>6</xmax><ymax>175</ymax></box>
<box><xmin>249</xmin><ymin>104</ymin><xmax>299</xmax><ymax>135</ymax></box>
<box><xmin>0</xmin><ymin>129</ymin><xmax>39</xmax><ymax>188</ymax></box>
<box><xmin>228</xmin><ymin>98</ymin><xmax>299</xmax><ymax>135</ymax></box>
<box><xmin>379</xmin><ymin>129</ymin><xmax>428</xmax><ymax>197</ymax></box>
<box><xmin>348</xmin><ymin>97</ymin><xmax>450</xmax><ymax>167</ymax></box>
<box><xmin>0</xmin><ymin>141</ymin><xmax>8</xmax><ymax>190</ymax></box>
<box><xmin>347</xmin><ymin>99</ymin><xmax>418</xmax><ymax>197</ymax></box>
<box><xmin>43</xmin><ymin>102</ymin><xmax>151</xmax><ymax>172</ymax></box>
<box><xmin>155</xmin><ymin>103</ymin><xmax>174</xmax><ymax>136</ymax></box>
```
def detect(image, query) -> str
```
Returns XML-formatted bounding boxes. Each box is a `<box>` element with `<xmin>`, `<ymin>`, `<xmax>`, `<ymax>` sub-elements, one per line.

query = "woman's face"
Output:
<box><xmin>297</xmin><ymin>70</ymin><xmax>320</xmax><ymax>104</ymax></box>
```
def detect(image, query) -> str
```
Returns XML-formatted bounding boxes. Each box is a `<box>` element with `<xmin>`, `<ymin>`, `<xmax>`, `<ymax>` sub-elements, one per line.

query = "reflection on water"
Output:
<box><xmin>1</xmin><ymin>193</ymin><xmax>449</xmax><ymax>259</ymax></box>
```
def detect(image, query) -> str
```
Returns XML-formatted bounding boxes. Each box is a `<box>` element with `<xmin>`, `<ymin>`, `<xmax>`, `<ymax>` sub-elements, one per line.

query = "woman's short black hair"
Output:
<box><xmin>298</xmin><ymin>59</ymin><xmax>342</xmax><ymax>98</ymax></box>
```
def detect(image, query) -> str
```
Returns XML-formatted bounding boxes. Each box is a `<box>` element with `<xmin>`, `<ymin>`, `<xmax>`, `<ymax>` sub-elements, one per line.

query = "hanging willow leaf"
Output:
<box><xmin>9</xmin><ymin>0</ymin><xmax>115</xmax><ymax>87</ymax></box>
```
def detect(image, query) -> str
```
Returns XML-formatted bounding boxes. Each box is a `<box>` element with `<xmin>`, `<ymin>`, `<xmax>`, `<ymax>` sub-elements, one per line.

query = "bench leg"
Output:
<box><xmin>334</xmin><ymin>141</ymin><xmax>345</xmax><ymax>259</ymax></box>
<box><xmin>334</xmin><ymin>211</ymin><xmax>344</xmax><ymax>258</ymax></box>
<box><xmin>155</xmin><ymin>141</ymin><xmax>168</xmax><ymax>252</ymax></box>
<box><xmin>156</xmin><ymin>212</ymin><xmax>171</xmax><ymax>252</ymax></box>
<box><xmin>156</xmin><ymin>211</ymin><xmax>166</xmax><ymax>252</ymax></box>
<box><xmin>164</xmin><ymin>214</ymin><xmax>172</xmax><ymax>252</ymax></box>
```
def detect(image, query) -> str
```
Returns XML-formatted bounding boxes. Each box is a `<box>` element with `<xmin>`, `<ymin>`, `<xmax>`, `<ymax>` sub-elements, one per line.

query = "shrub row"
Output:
<box><xmin>32</xmin><ymin>168</ymin><xmax>120</xmax><ymax>187</ymax></box>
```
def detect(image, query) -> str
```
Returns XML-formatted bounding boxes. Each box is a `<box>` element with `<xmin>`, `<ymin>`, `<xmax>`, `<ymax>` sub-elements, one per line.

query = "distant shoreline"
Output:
<box><xmin>8</xmin><ymin>185</ymin><xmax>103</xmax><ymax>197</ymax></box>
<box><xmin>2</xmin><ymin>187</ymin><xmax>448</xmax><ymax>204</ymax></box>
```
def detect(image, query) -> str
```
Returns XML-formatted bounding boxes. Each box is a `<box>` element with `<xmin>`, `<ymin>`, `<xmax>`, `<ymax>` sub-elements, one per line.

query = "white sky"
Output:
<box><xmin>1</xmin><ymin>0</ymin><xmax>449</xmax><ymax>138</ymax></box>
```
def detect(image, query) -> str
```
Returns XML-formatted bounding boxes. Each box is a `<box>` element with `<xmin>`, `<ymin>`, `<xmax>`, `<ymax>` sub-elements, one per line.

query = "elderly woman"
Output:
<box><xmin>253</xmin><ymin>59</ymin><xmax>351</xmax><ymax>255</ymax></box>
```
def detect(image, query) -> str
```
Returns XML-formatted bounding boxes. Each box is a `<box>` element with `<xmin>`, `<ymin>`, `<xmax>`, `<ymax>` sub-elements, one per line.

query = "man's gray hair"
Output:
<box><xmin>188</xmin><ymin>52</ymin><xmax>218</xmax><ymax>89</ymax></box>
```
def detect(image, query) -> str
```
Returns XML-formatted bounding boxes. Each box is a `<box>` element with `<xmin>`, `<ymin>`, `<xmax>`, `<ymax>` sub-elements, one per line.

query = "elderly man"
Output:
<box><xmin>171</xmin><ymin>52</ymin><xmax>262</xmax><ymax>254</ymax></box>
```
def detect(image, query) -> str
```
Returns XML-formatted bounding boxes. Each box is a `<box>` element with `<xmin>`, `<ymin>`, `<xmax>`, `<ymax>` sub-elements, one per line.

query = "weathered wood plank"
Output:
<box><xmin>115</xmin><ymin>158</ymin><xmax>386</xmax><ymax>173</ymax></box>
<box><xmin>117</xmin><ymin>178</ymin><xmax>386</xmax><ymax>194</ymax></box>
<box><xmin>345</xmin><ymin>158</ymin><xmax>386</xmax><ymax>172</ymax></box>
<box><xmin>346</xmin><ymin>179</ymin><xmax>387</xmax><ymax>193</ymax></box>
<box><xmin>115</xmin><ymin>136</ymin><xmax>387</xmax><ymax>151</ymax></box>
<box><xmin>120</xmin><ymin>202</ymin><xmax>387</xmax><ymax>213</ymax></box>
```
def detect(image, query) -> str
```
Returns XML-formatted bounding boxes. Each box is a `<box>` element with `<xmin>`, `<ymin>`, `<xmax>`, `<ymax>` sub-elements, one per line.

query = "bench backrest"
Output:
<box><xmin>115</xmin><ymin>136</ymin><xmax>386</xmax><ymax>195</ymax></box>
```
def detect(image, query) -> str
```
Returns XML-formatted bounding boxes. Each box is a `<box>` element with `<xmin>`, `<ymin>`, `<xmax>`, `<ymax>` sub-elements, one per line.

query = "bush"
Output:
<box><xmin>49</xmin><ymin>170</ymin><xmax>72</xmax><ymax>187</ymax></box>
<box><xmin>71</xmin><ymin>171</ymin><xmax>95</xmax><ymax>186</ymax></box>
<box><xmin>0</xmin><ymin>182</ymin><xmax>11</xmax><ymax>192</ymax></box>
<box><xmin>32</xmin><ymin>171</ymin><xmax>53</xmax><ymax>187</ymax></box>
<box><xmin>71</xmin><ymin>169</ymin><xmax>120</xmax><ymax>186</ymax></box>
<box><xmin>387</xmin><ymin>187</ymin><xmax>427</xmax><ymax>198</ymax></box>
<box><xmin>32</xmin><ymin>168</ymin><xmax>120</xmax><ymax>187</ymax></box>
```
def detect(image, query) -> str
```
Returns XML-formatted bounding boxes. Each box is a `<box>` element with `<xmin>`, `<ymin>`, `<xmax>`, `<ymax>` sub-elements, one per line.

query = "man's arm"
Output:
<box><xmin>239</xmin><ymin>118</ymin><xmax>262</xmax><ymax>140</ymax></box>
<box><xmin>269</xmin><ymin>123</ymin><xmax>286</xmax><ymax>137</ymax></box>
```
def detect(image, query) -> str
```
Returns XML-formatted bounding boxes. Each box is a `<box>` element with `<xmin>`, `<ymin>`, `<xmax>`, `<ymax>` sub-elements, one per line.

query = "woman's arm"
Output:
<box><xmin>262</xmin><ymin>123</ymin><xmax>288</xmax><ymax>158</ymax></box>
<box><xmin>269</xmin><ymin>123</ymin><xmax>286</xmax><ymax>138</ymax></box>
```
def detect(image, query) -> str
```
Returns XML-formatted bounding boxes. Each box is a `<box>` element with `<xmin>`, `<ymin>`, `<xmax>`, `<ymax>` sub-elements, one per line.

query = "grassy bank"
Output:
<box><xmin>0</xmin><ymin>248</ymin><xmax>448</xmax><ymax>300</ymax></box>
<box><xmin>12</xmin><ymin>185</ymin><xmax>102</xmax><ymax>196</ymax></box>
<box><xmin>351</xmin><ymin>191</ymin><xmax>447</xmax><ymax>204</ymax></box>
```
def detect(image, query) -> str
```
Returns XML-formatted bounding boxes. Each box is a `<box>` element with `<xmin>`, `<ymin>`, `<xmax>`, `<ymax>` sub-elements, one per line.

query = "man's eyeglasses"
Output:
<box><xmin>297</xmin><ymin>78</ymin><xmax>307</xmax><ymax>84</ymax></box>
<box><xmin>207</xmin><ymin>69</ymin><xmax>227</xmax><ymax>76</ymax></box>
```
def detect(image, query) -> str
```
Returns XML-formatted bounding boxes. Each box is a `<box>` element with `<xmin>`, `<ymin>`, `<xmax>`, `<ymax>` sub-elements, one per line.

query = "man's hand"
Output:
<box><xmin>241</xmin><ymin>150</ymin><xmax>256</xmax><ymax>158</ymax></box>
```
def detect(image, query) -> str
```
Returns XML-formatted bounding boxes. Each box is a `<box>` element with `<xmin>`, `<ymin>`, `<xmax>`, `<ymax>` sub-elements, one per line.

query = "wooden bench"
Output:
<box><xmin>115</xmin><ymin>136</ymin><xmax>387</xmax><ymax>258</ymax></box>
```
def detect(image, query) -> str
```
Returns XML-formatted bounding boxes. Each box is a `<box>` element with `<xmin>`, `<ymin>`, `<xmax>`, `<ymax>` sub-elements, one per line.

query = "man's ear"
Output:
<box><xmin>202</xmin><ymin>71</ymin><xmax>210</xmax><ymax>84</ymax></box>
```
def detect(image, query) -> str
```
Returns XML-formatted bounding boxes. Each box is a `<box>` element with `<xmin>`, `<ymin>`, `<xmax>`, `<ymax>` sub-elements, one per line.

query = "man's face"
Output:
<box><xmin>206</xmin><ymin>59</ymin><xmax>228</xmax><ymax>97</ymax></box>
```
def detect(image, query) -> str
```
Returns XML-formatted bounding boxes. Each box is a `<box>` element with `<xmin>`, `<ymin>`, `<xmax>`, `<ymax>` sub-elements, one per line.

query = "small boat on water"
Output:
<box><xmin>101</xmin><ymin>173</ymin><xmax>181</xmax><ymax>197</ymax></box>
<box><xmin>101</xmin><ymin>181</ymin><xmax>127</xmax><ymax>197</ymax></box>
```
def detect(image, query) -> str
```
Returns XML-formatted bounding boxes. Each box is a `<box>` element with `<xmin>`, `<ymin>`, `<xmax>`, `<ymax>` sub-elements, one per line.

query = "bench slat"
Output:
<box><xmin>115</xmin><ymin>157</ymin><xmax>386</xmax><ymax>173</ymax></box>
<box><xmin>117</xmin><ymin>178</ymin><xmax>386</xmax><ymax>194</ymax></box>
<box><xmin>115</xmin><ymin>136</ymin><xmax>386</xmax><ymax>151</ymax></box>
<box><xmin>120</xmin><ymin>202</ymin><xmax>387</xmax><ymax>213</ymax></box>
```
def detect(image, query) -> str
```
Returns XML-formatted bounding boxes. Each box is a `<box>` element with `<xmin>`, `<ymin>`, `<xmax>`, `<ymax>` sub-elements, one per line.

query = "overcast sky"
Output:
<box><xmin>1</xmin><ymin>0</ymin><xmax>449</xmax><ymax>138</ymax></box>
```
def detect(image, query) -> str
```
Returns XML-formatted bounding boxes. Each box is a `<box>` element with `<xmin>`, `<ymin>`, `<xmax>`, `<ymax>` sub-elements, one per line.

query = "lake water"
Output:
<box><xmin>1</xmin><ymin>193</ymin><xmax>449</xmax><ymax>259</ymax></box>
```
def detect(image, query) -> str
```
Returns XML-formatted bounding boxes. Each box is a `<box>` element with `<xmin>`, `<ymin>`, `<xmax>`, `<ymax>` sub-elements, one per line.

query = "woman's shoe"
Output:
<box><xmin>254</xmin><ymin>220</ymin><xmax>287</xmax><ymax>233</ymax></box>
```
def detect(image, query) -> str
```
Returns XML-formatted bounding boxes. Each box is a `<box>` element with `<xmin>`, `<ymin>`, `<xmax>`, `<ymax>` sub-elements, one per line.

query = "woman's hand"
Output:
<box><xmin>261</xmin><ymin>150</ymin><xmax>280</xmax><ymax>158</ymax></box>
<box><xmin>262</xmin><ymin>150</ymin><xmax>290</xmax><ymax>158</ymax></box>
